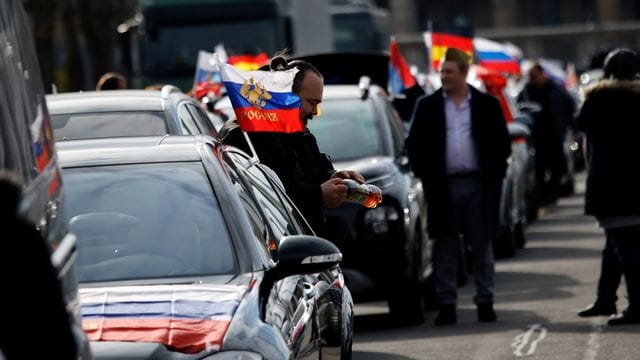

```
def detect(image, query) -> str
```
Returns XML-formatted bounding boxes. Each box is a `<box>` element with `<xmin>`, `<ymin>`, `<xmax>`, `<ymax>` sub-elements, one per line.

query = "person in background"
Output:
<box><xmin>96</xmin><ymin>71</ymin><xmax>128</xmax><ymax>90</ymax></box>
<box><xmin>406</xmin><ymin>47</ymin><xmax>511</xmax><ymax>326</ymax></box>
<box><xmin>0</xmin><ymin>171</ymin><xmax>77</xmax><ymax>358</ymax></box>
<box><xmin>220</xmin><ymin>50</ymin><xmax>364</xmax><ymax>238</ymax></box>
<box><xmin>517</xmin><ymin>62</ymin><xmax>576</xmax><ymax>206</ymax></box>
<box><xmin>575</xmin><ymin>47</ymin><xmax>640</xmax><ymax>326</ymax></box>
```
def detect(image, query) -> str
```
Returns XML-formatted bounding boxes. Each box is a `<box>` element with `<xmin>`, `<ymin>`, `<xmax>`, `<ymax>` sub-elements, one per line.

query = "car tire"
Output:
<box><xmin>514</xmin><ymin>221</ymin><xmax>526</xmax><ymax>249</ymax></box>
<box><xmin>494</xmin><ymin>225</ymin><xmax>517</xmax><ymax>258</ymax></box>
<box><xmin>388</xmin><ymin>232</ymin><xmax>425</xmax><ymax>326</ymax></box>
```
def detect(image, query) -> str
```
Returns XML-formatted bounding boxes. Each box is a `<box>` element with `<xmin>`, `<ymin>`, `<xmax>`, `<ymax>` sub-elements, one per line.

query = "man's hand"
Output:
<box><xmin>332</xmin><ymin>170</ymin><xmax>365</xmax><ymax>184</ymax></box>
<box><xmin>321</xmin><ymin>178</ymin><xmax>348</xmax><ymax>208</ymax></box>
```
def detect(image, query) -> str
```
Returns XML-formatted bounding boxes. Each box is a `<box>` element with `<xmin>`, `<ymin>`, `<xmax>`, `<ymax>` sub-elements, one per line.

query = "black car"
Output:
<box><xmin>47</xmin><ymin>85</ymin><xmax>217</xmax><ymax>140</ymax></box>
<box><xmin>58</xmin><ymin>135</ymin><xmax>353</xmax><ymax>359</ymax></box>
<box><xmin>307</xmin><ymin>81</ymin><xmax>433</xmax><ymax>325</ymax></box>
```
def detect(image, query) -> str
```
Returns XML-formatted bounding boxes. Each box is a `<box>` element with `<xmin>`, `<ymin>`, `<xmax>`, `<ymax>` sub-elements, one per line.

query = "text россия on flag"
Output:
<box><xmin>218</xmin><ymin>61</ymin><xmax>303</xmax><ymax>133</ymax></box>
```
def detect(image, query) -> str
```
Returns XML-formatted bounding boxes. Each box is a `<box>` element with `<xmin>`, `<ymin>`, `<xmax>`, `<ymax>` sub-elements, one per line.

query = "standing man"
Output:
<box><xmin>220</xmin><ymin>50</ymin><xmax>364</xmax><ymax>238</ymax></box>
<box><xmin>575</xmin><ymin>47</ymin><xmax>640</xmax><ymax>326</ymax></box>
<box><xmin>407</xmin><ymin>48</ymin><xmax>511</xmax><ymax>326</ymax></box>
<box><xmin>518</xmin><ymin>63</ymin><xmax>576</xmax><ymax>206</ymax></box>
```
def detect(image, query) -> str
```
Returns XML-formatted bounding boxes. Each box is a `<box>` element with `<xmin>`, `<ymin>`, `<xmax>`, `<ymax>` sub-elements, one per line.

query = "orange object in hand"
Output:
<box><xmin>343</xmin><ymin>179</ymin><xmax>383</xmax><ymax>208</ymax></box>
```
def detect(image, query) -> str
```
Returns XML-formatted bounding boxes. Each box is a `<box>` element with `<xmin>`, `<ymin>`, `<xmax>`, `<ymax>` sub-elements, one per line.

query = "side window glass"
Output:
<box><xmin>178</xmin><ymin>103</ymin><xmax>200</xmax><ymax>134</ymax></box>
<box><xmin>381</xmin><ymin>96</ymin><xmax>406</xmax><ymax>156</ymax></box>
<box><xmin>186</xmin><ymin>103</ymin><xmax>217</xmax><ymax>137</ymax></box>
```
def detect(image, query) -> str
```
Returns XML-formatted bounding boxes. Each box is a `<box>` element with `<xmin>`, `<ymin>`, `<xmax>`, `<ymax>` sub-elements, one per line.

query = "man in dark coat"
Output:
<box><xmin>518</xmin><ymin>63</ymin><xmax>576</xmax><ymax>205</ymax></box>
<box><xmin>220</xmin><ymin>51</ymin><xmax>364</xmax><ymax>238</ymax></box>
<box><xmin>575</xmin><ymin>47</ymin><xmax>640</xmax><ymax>326</ymax></box>
<box><xmin>406</xmin><ymin>47</ymin><xmax>511</xmax><ymax>326</ymax></box>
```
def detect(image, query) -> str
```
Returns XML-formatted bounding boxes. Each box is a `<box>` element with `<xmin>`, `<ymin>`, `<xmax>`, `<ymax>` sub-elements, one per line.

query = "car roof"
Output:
<box><xmin>56</xmin><ymin>135</ymin><xmax>206</xmax><ymax>168</ymax></box>
<box><xmin>47</xmin><ymin>90</ymin><xmax>167</xmax><ymax>114</ymax></box>
<box><xmin>322</xmin><ymin>83</ymin><xmax>385</xmax><ymax>100</ymax></box>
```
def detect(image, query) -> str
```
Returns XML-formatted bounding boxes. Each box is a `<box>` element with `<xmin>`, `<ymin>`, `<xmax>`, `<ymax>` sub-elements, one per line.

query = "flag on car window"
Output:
<box><xmin>217</xmin><ymin>59</ymin><xmax>303</xmax><ymax>133</ymax></box>
<box><xmin>388</xmin><ymin>37</ymin><xmax>416</xmax><ymax>96</ymax></box>
<box><xmin>228</xmin><ymin>52</ymin><xmax>270</xmax><ymax>71</ymax></box>
<box><xmin>423</xmin><ymin>32</ymin><xmax>473</xmax><ymax>72</ymax></box>
<box><xmin>473</xmin><ymin>37</ymin><xmax>521</xmax><ymax>76</ymax></box>
<box><xmin>193</xmin><ymin>50</ymin><xmax>224</xmax><ymax>100</ymax></box>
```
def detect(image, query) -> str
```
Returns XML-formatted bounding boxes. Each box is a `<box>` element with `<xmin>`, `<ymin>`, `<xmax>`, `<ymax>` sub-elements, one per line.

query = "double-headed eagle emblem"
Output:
<box><xmin>239</xmin><ymin>77</ymin><xmax>272</xmax><ymax>108</ymax></box>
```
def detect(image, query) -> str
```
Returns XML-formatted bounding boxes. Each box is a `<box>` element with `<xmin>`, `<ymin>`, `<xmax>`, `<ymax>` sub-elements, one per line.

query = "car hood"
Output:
<box><xmin>333</xmin><ymin>156</ymin><xmax>397</xmax><ymax>183</ymax></box>
<box><xmin>80</xmin><ymin>280</ymin><xmax>252</xmax><ymax>355</ymax></box>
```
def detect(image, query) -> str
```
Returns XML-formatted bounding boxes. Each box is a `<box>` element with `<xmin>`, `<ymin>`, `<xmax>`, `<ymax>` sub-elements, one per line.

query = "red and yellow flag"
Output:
<box><xmin>423</xmin><ymin>32</ymin><xmax>473</xmax><ymax>71</ymax></box>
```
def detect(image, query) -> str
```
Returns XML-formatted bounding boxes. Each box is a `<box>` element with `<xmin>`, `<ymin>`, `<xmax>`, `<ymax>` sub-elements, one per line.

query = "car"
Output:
<box><xmin>473</xmin><ymin>67</ymin><xmax>534</xmax><ymax>257</ymax></box>
<box><xmin>58</xmin><ymin>135</ymin><xmax>353</xmax><ymax>359</ymax></box>
<box><xmin>0</xmin><ymin>0</ymin><xmax>92</xmax><ymax>357</ymax></box>
<box><xmin>47</xmin><ymin>85</ymin><xmax>217</xmax><ymax>141</ymax></box>
<box><xmin>306</xmin><ymin>79</ymin><xmax>433</xmax><ymax>325</ymax></box>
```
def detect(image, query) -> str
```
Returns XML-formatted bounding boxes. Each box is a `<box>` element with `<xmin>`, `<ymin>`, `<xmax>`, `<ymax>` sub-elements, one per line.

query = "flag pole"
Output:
<box><xmin>242</xmin><ymin>130</ymin><xmax>260</xmax><ymax>165</ymax></box>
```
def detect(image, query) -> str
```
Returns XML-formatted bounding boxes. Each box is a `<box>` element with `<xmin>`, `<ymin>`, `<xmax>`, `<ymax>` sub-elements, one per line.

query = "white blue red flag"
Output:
<box><xmin>193</xmin><ymin>50</ymin><xmax>224</xmax><ymax>100</ymax></box>
<box><xmin>388</xmin><ymin>37</ymin><xmax>416</xmax><ymax>96</ymax></box>
<box><xmin>217</xmin><ymin>58</ymin><xmax>303</xmax><ymax>133</ymax></box>
<box><xmin>473</xmin><ymin>37</ymin><xmax>521</xmax><ymax>76</ymax></box>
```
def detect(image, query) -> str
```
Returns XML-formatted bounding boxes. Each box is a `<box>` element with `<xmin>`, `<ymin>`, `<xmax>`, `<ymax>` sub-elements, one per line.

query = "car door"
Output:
<box><xmin>221</xmin><ymin>148</ymin><xmax>320</xmax><ymax>358</ymax></box>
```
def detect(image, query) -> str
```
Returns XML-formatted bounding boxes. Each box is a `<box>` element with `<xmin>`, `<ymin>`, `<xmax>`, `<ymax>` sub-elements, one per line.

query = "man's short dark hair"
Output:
<box><xmin>603</xmin><ymin>48</ymin><xmax>639</xmax><ymax>80</ymax></box>
<box><xmin>268</xmin><ymin>49</ymin><xmax>322</xmax><ymax>94</ymax></box>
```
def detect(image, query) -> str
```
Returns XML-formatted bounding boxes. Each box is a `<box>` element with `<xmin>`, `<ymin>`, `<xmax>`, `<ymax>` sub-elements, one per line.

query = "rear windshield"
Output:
<box><xmin>63</xmin><ymin>162</ymin><xmax>236</xmax><ymax>282</ymax></box>
<box><xmin>52</xmin><ymin>111</ymin><xmax>167</xmax><ymax>140</ymax></box>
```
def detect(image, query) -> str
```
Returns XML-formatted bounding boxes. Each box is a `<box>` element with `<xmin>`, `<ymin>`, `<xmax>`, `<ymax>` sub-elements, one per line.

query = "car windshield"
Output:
<box><xmin>52</xmin><ymin>111</ymin><xmax>167</xmax><ymax>140</ymax></box>
<box><xmin>308</xmin><ymin>98</ymin><xmax>384</xmax><ymax>161</ymax></box>
<box><xmin>63</xmin><ymin>162</ymin><xmax>236</xmax><ymax>283</ymax></box>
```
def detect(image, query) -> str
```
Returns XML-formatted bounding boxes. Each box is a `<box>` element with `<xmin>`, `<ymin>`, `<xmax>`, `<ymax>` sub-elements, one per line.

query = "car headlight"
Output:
<box><xmin>202</xmin><ymin>351</ymin><xmax>263</xmax><ymax>359</ymax></box>
<box><xmin>363</xmin><ymin>205</ymin><xmax>400</xmax><ymax>234</ymax></box>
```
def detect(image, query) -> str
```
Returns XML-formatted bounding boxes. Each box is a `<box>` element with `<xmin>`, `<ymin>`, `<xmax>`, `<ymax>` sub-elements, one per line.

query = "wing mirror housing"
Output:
<box><xmin>274</xmin><ymin>235</ymin><xmax>342</xmax><ymax>279</ymax></box>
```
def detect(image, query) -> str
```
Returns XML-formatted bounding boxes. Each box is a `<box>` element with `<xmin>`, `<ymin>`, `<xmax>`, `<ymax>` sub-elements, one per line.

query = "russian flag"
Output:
<box><xmin>218</xmin><ymin>59</ymin><xmax>303</xmax><ymax>133</ymax></box>
<box><xmin>424</xmin><ymin>32</ymin><xmax>473</xmax><ymax>71</ymax></box>
<box><xmin>388</xmin><ymin>37</ymin><xmax>416</xmax><ymax>96</ymax></box>
<box><xmin>193</xmin><ymin>50</ymin><xmax>223</xmax><ymax>100</ymax></box>
<box><xmin>473</xmin><ymin>37</ymin><xmax>521</xmax><ymax>76</ymax></box>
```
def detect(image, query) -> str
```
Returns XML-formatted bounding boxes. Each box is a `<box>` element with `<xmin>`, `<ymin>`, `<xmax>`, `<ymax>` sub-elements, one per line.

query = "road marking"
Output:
<box><xmin>511</xmin><ymin>323</ymin><xmax>547</xmax><ymax>357</ymax></box>
<box><xmin>583</xmin><ymin>319</ymin><xmax>603</xmax><ymax>360</ymax></box>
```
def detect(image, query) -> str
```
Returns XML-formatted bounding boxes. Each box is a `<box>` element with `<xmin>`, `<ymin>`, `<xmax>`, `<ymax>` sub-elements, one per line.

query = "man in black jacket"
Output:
<box><xmin>406</xmin><ymin>47</ymin><xmax>511</xmax><ymax>326</ymax></box>
<box><xmin>221</xmin><ymin>51</ymin><xmax>363</xmax><ymax>238</ymax></box>
<box><xmin>575</xmin><ymin>47</ymin><xmax>640</xmax><ymax>326</ymax></box>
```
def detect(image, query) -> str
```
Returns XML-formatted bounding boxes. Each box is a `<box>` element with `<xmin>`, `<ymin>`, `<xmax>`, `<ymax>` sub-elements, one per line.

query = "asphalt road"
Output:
<box><xmin>352</xmin><ymin>172</ymin><xmax>639</xmax><ymax>360</ymax></box>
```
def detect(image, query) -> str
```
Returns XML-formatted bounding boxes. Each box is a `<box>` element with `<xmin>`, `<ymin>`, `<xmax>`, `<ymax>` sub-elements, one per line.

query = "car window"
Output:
<box><xmin>63</xmin><ymin>162</ymin><xmax>236</xmax><ymax>282</ymax></box>
<box><xmin>379</xmin><ymin>95</ymin><xmax>406</xmax><ymax>156</ymax></box>
<box><xmin>185</xmin><ymin>102</ymin><xmax>217</xmax><ymax>137</ymax></box>
<box><xmin>51</xmin><ymin>111</ymin><xmax>167</xmax><ymax>140</ymax></box>
<box><xmin>309</xmin><ymin>97</ymin><xmax>384</xmax><ymax>161</ymax></box>
<box><xmin>224</xmin><ymin>150</ymin><xmax>312</xmax><ymax>249</ymax></box>
<box><xmin>178</xmin><ymin>104</ymin><xmax>201</xmax><ymax>134</ymax></box>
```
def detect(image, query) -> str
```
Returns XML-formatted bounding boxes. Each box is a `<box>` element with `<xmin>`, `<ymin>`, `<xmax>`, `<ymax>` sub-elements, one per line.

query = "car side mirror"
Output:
<box><xmin>274</xmin><ymin>235</ymin><xmax>342</xmax><ymax>279</ymax></box>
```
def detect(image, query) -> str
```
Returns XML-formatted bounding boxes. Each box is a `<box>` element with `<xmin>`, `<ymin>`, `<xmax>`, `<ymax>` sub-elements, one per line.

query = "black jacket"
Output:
<box><xmin>406</xmin><ymin>86</ymin><xmax>511</xmax><ymax>239</ymax></box>
<box><xmin>221</xmin><ymin>121</ymin><xmax>335</xmax><ymax>237</ymax></box>
<box><xmin>575</xmin><ymin>79</ymin><xmax>640</xmax><ymax>217</ymax></box>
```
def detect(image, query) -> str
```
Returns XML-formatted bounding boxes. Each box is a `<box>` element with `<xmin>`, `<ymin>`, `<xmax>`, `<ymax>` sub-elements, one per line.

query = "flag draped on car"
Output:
<box><xmin>423</xmin><ymin>31</ymin><xmax>473</xmax><ymax>71</ymax></box>
<box><xmin>388</xmin><ymin>37</ymin><xmax>416</xmax><ymax>96</ymax></box>
<box><xmin>217</xmin><ymin>59</ymin><xmax>303</xmax><ymax>133</ymax></box>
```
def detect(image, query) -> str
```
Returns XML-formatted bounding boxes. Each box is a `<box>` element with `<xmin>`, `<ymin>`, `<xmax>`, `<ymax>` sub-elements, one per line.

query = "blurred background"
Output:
<box><xmin>22</xmin><ymin>0</ymin><xmax>640</xmax><ymax>92</ymax></box>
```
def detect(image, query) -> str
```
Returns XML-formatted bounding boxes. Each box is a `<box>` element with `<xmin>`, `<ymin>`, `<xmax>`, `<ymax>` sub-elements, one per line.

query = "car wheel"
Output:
<box><xmin>494</xmin><ymin>225</ymin><xmax>516</xmax><ymax>258</ymax></box>
<box><xmin>514</xmin><ymin>220</ymin><xmax>526</xmax><ymax>249</ymax></box>
<box><xmin>388</xmin><ymin>231</ymin><xmax>425</xmax><ymax>326</ymax></box>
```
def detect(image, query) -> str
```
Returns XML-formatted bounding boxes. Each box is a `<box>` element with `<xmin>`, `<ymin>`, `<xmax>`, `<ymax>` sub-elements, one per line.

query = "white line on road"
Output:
<box><xmin>511</xmin><ymin>323</ymin><xmax>548</xmax><ymax>357</ymax></box>
<box><xmin>583</xmin><ymin>319</ymin><xmax>603</xmax><ymax>360</ymax></box>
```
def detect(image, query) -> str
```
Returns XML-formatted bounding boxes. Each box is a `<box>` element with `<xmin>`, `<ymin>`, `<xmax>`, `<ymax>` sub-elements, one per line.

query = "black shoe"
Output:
<box><xmin>477</xmin><ymin>303</ymin><xmax>497</xmax><ymax>322</ymax></box>
<box><xmin>434</xmin><ymin>304</ymin><xmax>457</xmax><ymax>326</ymax></box>
<box><xmin>608</xmin><ymin>309</ymin><xmax>640</xmax><ymax>326</ymax></box>
<box><xmin>578</xmin><ymin>302</ymin><xmax>617</xmax><ymax>317</ymax></box>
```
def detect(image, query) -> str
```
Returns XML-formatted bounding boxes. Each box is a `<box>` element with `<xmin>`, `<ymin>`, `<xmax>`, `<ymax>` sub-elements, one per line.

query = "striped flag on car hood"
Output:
<box><xmin>80</xmin><ymin>284</ymin><xmax>248</xmax><ymax>354</ymax></box>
